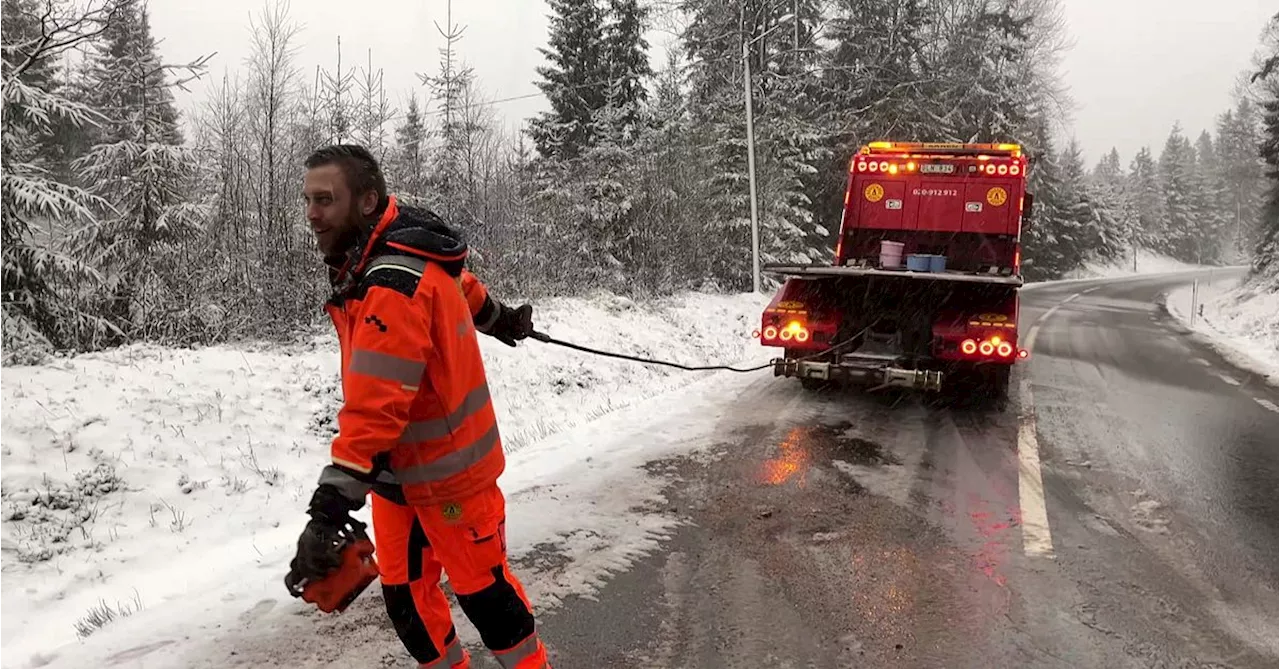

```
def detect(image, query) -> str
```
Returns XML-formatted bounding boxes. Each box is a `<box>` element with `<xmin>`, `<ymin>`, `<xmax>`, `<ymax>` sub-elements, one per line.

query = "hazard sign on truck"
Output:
<box><xmin>758</xmin><ymin>141</ymin><xmax>1033</xmax><ymax>399</ymax></box>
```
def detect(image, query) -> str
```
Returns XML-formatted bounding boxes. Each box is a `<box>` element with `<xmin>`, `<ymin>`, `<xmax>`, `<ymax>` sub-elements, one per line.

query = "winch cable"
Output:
<box><xmin>527</xmin><ymin>326</ymin><xmax>870</xmax><ymax>374</ymax></box>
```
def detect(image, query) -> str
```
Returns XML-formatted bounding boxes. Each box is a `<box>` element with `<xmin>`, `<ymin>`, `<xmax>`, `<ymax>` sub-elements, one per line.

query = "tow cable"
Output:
<box><xmin>527</xmin><ymin>328</ymin><xmax>869</xmax><ymax>374</ymax></box>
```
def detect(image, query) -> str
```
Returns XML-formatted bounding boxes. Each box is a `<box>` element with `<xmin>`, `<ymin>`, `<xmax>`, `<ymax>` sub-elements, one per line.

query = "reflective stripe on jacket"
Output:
<box><xmin>326</xmin><ymin>195</ymin><xmax>505</xmax><ymax>505</ymax></box>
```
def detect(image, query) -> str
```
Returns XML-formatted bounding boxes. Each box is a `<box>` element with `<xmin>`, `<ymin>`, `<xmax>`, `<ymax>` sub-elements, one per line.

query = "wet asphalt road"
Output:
<box><xmin>531</xmin><ymin>270</ymin><xmax>1279</xmax><ymax>669</ymax></box>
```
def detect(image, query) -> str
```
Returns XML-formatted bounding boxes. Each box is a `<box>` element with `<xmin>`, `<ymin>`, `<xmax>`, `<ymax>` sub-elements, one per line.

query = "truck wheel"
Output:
<box><xmin>983</xmin><ymin>366</ymin><xmax>1012</xmax><ymax>401</ymax></box>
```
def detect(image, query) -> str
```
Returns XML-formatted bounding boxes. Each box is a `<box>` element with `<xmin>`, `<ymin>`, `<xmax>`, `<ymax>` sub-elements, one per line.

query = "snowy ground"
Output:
<box><xmin>1061</xmin><ymin>248</ymin><xmax>1205</xmax><ymax>280</ymax></box>
<box><xmin>0</xmin><ymin>291</ymin><xmax>768</xmax><ymax>669</ymax></box>
<box><xmin>1165</xmin><ymin>273</ymin><xmax>1279</xmax><ymax>386</ymax></box>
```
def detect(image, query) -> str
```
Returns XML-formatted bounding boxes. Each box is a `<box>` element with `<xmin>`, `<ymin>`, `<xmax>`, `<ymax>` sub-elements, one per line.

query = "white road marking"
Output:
<box><xmin>1023</xmin><ymin>289</ymin><xmax>1084</xmax><ymax>354</ymax></box>
<box><xmin>1216</xmin><ymin>373</ymin><xmax>1241</xmax><ymax>387</ymax></box>
<box><xmin>1024</xmin><ymin>324</ymin><xmax>1042</xmax><ymax>352</ymax></box>
<box><xmin>1014</xmin><ymin>290</ymin><xmax>1088</xmax><ymax>560</ymax></box>
<box><xmin>1255</xmin><ymin>398</ymin><xmax>1278</xmax><ymax>413</ymax></box>
<box><xmin>1018</xmin><ymin>378</ymin><xmax>1055</xmax><ymax>558</ymax></box>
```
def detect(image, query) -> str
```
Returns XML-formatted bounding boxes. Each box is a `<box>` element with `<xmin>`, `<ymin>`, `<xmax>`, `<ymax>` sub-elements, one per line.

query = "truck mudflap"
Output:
<box><xmin>772</xmin><ymin>355</ymin><xmax>944</xmax><ymax>392</ymax></box>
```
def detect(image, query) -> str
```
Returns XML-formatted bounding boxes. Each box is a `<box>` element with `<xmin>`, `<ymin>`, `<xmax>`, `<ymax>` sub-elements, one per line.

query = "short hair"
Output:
<box><xmin>304</xmin><ymin>144</ymin><xmax>387</xmax><ymax>202</ymax></box>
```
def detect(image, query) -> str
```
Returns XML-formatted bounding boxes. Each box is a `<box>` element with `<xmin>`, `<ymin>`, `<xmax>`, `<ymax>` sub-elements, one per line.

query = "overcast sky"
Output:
<box><xmin>148</xmin><ymin>0</ymin><xmax>1276</xmax><ymax>168</ymax></box>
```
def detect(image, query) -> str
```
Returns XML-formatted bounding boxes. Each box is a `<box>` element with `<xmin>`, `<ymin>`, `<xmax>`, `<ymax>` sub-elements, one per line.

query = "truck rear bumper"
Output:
<box><xmin>773</xmin><ymin>356</ymin><xmax>944</xmax><ymax>391</ymax></box>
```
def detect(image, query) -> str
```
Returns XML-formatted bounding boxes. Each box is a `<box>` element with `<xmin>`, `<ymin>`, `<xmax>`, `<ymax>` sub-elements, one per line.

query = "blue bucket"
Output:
<box><xmin>928</xmin><ymin>254</ymin><xmax>947</xmax><ymax>273</ymax></box>
<box><xmin>905</xmin><ymin>254</ymin><xmax>931</xmax><ymax>272</ymax></box>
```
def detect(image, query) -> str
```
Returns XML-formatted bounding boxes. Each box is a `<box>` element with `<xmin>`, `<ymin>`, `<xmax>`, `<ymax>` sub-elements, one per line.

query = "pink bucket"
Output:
<box><xmin>880</xmin><ymin>240</ymin><xmax>905</xmax><ymax>268</ymax></box>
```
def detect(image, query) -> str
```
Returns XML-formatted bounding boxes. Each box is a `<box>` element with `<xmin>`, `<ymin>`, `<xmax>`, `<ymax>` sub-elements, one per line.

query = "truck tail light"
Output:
<box><xmin>779</xmin><ymin>320</ymin><xmax>808</xmax><ymax>342</ymax></box>
<box><xmin>959</xmin><ymin>336</ymin><xmax>1020</xmax><ymax>358</ymax></box>
<box><xmin>762</xmin><ymin>321</ymin><xmax>810</xmax><ymax>344</ymax></box>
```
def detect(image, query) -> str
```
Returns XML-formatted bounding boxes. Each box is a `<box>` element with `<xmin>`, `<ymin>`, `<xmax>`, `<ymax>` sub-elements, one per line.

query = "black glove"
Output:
<box><xmin>490</xmin><ymin>302</ymin><xmax>534</xmax><ymax>347</ymax></box>
<box><xmin>284</xmin><ymin>482</ymin><xmax>367</xmax><ymax>598</ymax></box>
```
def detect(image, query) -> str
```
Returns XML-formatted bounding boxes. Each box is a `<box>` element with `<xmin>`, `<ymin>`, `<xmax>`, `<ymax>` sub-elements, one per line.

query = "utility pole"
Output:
<box><xmin>744</xmin><ymin>36</ymin><xmax>761</xmax><ymax>295</ymax></box>
<box><xmin>740</xmin><ymin>8</ymin><xmax>793</xmax><ymax>295</ymax></box>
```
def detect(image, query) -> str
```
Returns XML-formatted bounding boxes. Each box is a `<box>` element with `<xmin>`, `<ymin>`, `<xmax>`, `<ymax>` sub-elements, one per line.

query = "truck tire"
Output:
<box><xmin>983</xmin><ymin>365</ymin><xmax>1012</xmax><ymax>401</ymax></box>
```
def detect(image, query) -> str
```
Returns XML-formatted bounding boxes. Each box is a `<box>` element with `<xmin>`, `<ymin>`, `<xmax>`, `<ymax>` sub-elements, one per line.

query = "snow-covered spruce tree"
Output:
<box><xmin>1249</xmin><ymin>95</ymin><xmax>1280</xmax><ymax>280</ymax></box>
<box><xmin>1126</xmin><ymin>146</ymin><xmax>1166</xmax><ymax>251</ymax></box>
<box><xmin>1090</xmin><ymin>147</ymin><xmax>1137</xmax><ymax>262</ymax></box>
<box><xmin>601</xmin><ymin>0</ymin><xmax>651</xmax><ymax>143</ymax></box>
<box><xmin>626</xmin><ymin>50</ymin><xmax>714</xmax><ymax>292</ymax></box>
<box><xmin>1248</xmin><ymin>13</ymin><xmax>1277</xmax><ymax>286</ymax></box>
<box><xmin>755</xmin><ymin>0</ymin><xmax>830</xmax><ymax>270</ymax></box>
<box><xmin>555</xmin><ymin>0</ymin><xmax>659</xmax><ymax>293</ymax></box>
<box><xmin>932</xmin><ymin>1</ymin><xmax>1037</xmax><ymax>143</ymax></box>
<box><xmin>1061</xmin><ymin>138</ymin><xmax>1123</xmax><ymax>266</ymax></box>
<box><xmin>528</xmin><ymin>0</ymin><xmax>609</xmax><ymax>161</ymax></box>
<box><xmin>71</xmin><ymin>1</ymin><xmax>210</xmax><ymax>344</ymax></box>
<box><xmin>1214</xmin><ymin>99</ymin><xmax>1263</xmax><ymax>258</ymax></box>
<box><xmin>1192</xmin><ymin>129</ymin><xmax>1232</xmax><ymax>263</ymax></box>
<box><xmin>679</xmin><ymin>0</ymin><xmax>829</xmax><ymax>289</ymax></box>
<box><xmin>1</xmin><ymin>0</ymin><xmax>127</xmax><ymax>358</ymax></box>
<box><xmin>817</xmin><ymin>0</ymin><xmax>930</xmax><ymax>229</ymax></box>
<box><xmin>521</xmin><ymin>0</ymin><xmax>667</xmax><ymax>295</ymax></box>
<box><xmin>923</xmin><ymin>0</ymin><xmax>1070</xmax><ymax>148</ymax></box>
<box><xmin>8</xmin><ymin>0</ymin><xmax>87</xmax><ymax>186</ymax></box>
<box><xmin>1018</xmin><ymin>114</ymin><xmax>1072</xmax><ymax>280</ymax></box>
<box><xmin>678</xmin><ymin>0</ymin><xmax>754</xmax><ymax>288</ymax></box>
<box><xmin>387</xmin><ymin>93</ymin><xmax>429</xmax><ymax>204</ymax></box>
<box><xmin>1157</xmin><ymin>123</ymin><xmax>1209</xmax><ymax>263</ymax></box>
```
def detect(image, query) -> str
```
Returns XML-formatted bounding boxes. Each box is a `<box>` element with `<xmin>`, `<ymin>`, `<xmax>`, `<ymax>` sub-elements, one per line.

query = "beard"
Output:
<box><xmin>319</xmin><ymin>201</ymin><xmax>367</xmax><ymax>257</ymax></box>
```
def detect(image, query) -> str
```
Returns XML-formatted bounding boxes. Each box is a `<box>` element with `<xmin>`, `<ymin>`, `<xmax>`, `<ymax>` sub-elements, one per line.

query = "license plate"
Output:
<box><xmin>920</xmin><ymin>163</ymin><xmax>955</xmax><ymax>174</ymax></box>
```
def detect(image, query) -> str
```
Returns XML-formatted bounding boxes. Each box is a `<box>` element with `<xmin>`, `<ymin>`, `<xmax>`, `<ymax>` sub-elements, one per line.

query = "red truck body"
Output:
<box><xmin>760</xmin><ymin>141</ymin><xmax>1032</xmax><ymax>396</ymax></box>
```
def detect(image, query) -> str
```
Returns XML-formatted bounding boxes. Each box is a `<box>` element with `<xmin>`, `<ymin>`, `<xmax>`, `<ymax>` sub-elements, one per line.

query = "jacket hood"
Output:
<box><xmin>332</xmin><ymin>196</ymin><xmax>471</xmax><ymax>284</ymax></box>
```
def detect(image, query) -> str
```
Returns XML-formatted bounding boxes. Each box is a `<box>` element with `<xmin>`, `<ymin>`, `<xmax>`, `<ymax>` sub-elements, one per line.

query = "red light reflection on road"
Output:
<box><xmin>758</xmin><ymin>427</ymin><xmax>811</xmax><ymax>486</ymax></box>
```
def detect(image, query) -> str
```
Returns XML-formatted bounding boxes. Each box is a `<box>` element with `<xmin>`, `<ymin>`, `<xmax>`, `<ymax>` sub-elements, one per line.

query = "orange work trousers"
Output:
<box><xmin>371</xmin><ymin>484</ymin><xmax>550</xmax><ymax>669</ymax></box>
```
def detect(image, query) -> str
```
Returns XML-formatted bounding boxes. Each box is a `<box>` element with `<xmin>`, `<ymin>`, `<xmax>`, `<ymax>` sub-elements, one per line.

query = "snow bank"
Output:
<box><xmin>0</xmin><ymin>290</ymin><xmax>770</xmax><ymax>668</ymax></box>
<box><xmin>1022</xmin><ymin>249</ymin><xmax>1235</xmax><ymax>293</ymax></box>
<box><xmin>1060</xmin><ymin>248</ymin><xmax>1204</xmax><ymax>280</ymax></box>
<box><xmin>1165</xmin><ymin>275</ymin><xmax>1279</xmax><ymax>386</ymax></box>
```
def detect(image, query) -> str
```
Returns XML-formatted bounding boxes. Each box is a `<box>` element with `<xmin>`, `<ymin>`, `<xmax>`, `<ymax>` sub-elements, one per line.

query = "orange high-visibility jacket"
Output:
<box><xmin>325</xmin><ymin>195</ymin><xmax>504</xmax><ymax>506</ymax></box>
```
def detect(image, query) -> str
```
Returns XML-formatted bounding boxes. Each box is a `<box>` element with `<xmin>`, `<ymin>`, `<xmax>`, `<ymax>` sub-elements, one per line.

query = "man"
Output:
<box><xmin>284</xmin><ymin>144</ymin><xmax>551</xmax><ymax>669</ymax></box>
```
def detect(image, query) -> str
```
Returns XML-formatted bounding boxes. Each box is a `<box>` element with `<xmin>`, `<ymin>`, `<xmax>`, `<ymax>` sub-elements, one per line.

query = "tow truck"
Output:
<box><xmin>758</xmin><ymin>141</ymin><xmax>1032</xmax><ymax>397</ymax></box>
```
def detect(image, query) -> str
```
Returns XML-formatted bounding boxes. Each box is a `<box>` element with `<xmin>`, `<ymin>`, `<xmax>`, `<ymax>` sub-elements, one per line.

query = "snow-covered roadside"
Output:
<box><xmin>0</xmin><ymin>290</ymin><xmax>770</xmax><ymax>669</ymax></box>
<box><xmin>1022</xmin><ymin>249</ymin><xmax>1209</xmax><ymax>292</ymax></box>
<box><xmin>1060</xmin><ymin>248</ymin><xmax>1206</xmax><ymax>280</ymax></box>
<box><xmin>1165</xmin><ymin>274</ymin><xmax>1279</xmax><ymax>386</ymax></box>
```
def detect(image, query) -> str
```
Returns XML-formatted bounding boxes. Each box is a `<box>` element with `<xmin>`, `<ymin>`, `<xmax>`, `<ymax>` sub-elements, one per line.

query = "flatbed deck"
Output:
<box><xmin>762</xmin><ymin>263</ymin><xmax>1024</xmax><ymax>287</ymax></box>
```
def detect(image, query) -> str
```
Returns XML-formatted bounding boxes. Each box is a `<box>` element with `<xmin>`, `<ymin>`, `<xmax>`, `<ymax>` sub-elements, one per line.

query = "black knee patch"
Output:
<box><xmin>382</xmin><ymin>583</ymin><xmax>441</xmax><ymax>663</ymax></box>
<box><xmin>455</xmin><ymin>566</ymin><xmax>536</xmax><ymax>651</ymax></box>
<box><xmin>407</xmin><ymin>519</ymin><xmax>429</xmax><ymax>582</ymax></box>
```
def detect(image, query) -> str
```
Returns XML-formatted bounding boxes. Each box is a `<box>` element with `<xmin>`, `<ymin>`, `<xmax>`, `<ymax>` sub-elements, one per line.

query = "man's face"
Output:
<box><xmin>302</xmin><ymin>164</ymin><xmax>376</xmax><ymax>257</ymax></box>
